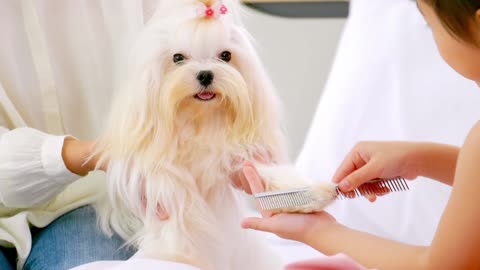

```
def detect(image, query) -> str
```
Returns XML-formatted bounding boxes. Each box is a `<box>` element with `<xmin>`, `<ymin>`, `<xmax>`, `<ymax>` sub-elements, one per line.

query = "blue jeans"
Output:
<box><xmin>0</xmin><ymin>246</ymin><xmax>14</xmax><ymax>270</ymax></box>
<box><xmin>0</xmin><ymin>205</ymin><xmax>136</xmax><ymax>270</ymax></box>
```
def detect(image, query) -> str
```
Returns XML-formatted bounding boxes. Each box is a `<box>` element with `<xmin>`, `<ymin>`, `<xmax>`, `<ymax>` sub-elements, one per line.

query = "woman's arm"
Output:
<box><xmin>62</xmin><ymin>137</ymin><xmax>98</xmax><ymax>176</ymax></box>
<box><xmin>0</xmin><ymin>127</ymin><xmax>96</xmax><ymax>208</ymax></box>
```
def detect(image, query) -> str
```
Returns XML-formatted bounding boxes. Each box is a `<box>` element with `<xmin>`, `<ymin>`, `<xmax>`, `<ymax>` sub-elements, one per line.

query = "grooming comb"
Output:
<box><xmin>254</xmin><ymin>177</ymin><xmax>409</xmax><ymax>211</ymax></box>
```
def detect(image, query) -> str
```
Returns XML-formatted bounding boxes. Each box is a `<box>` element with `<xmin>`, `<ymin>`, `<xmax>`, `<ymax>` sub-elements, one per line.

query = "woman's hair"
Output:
<box><xmin>423</xmin><ymin>0</ymin><xmax>480</xmax><ymax>44</ymax></box>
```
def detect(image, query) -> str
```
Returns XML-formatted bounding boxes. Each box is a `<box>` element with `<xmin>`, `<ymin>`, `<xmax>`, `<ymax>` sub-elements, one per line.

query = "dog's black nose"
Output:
<box><xmin>197</xmin><ymin>70</ymin><xmax>214</xmax><ymax>87</ymax></box>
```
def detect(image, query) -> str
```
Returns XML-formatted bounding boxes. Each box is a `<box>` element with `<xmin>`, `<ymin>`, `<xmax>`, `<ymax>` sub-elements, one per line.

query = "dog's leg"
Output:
<box><xmin>254</xmin><ymin>164</ymin><xmax>336</xmax><ymax>213</ymax></box>
<box><xmin>139</xmin><ymin>170</ymin><xmax>233</xmax><ymax>269</ymax></box>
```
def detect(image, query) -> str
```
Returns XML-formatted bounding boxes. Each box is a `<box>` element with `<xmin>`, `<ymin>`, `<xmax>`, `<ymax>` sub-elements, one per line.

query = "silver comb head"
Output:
<box><xmin>336</xmin><ymin>177</ymin><xmax>409</xmax><ymax>199</ymax></box>
<box><xmin>254</xmin><ymin>188</ymin><xmax>314</xmax><ymax>211</ymax></box>
<box><xmin>254</xmin><ymin>177</ymin><xmax>409</xmax><ymax>211</ymax></box>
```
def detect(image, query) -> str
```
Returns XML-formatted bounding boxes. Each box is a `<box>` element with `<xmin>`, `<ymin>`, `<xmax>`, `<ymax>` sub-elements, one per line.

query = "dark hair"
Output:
<box><xmin>423</xmin><ymin>0</ymin><xmax>480</xmax><ymax>44</ymax></box>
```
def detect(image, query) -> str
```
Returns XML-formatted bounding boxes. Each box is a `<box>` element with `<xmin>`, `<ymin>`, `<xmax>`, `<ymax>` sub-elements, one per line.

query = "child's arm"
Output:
<box><xmin>242</xmin><ymin>123</ymin><xmax>480</xmax><ymax>269</ymax></box>
<box><xmin>242</xmin><ymin>165</ymin><xmax>430</xmax><ymax>270</ymax></box>
<box><xmin>304</xmin><ymin>221</ymin><xmax>429</xmax><ymax>269</ymax></box>
<box><xmin>331</xmin><ymin>141</ymin><xmax>459</xmax><ymax>194</ymax></box>
<box><xmin>412</xmin><ymin>142</ymin><xmax>459</xmax><ymax>185</ymax></box>
<box><xmin>426</xmin><ymin>121</ymin><xmax>480</xmax><ymax>269</ymax></box>
<box><xmin>324</xmin><ymin>123</ymin><xmax>480</xmax><ymax>269</ymax></box>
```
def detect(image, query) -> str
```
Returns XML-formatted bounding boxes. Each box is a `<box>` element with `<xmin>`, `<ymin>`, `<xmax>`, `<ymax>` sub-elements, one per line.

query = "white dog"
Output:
<box><xmin>93</xmin><ymin>0</ymin><xmax>331</xmax><ymax>269</ymax></box>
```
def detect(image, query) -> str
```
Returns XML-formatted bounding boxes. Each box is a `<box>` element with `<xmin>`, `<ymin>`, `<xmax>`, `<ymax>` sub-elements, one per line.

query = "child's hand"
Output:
<box><xmin>242</xmin><ymin>211</ymin><xmax>336</xmax><ymax>243</ymax></box>
<box><xmin>332</xmin><ymin>141</ymin><xmax>421</xmax><ymax>202</ymax></box>
<box><xmin>231</xmin><ymin>153</ymin><xmax>270</xmax><ymax>194</ymax></box>
<box><xmin>240</xmin><ymin>161</ymin><xmax>337</xmax><ymax>243</ymax></box>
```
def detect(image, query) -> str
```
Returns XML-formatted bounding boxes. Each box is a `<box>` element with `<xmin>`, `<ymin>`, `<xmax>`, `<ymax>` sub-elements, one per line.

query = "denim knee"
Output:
<box><xmin>24</xmin><ymin>205</ymin><xmax>136</xmax><ymax>270</ymax></box>
<box><xmin>0</xmin><ymin>247</ymin><xmax>14</xmax><ymax>270</ymax></box>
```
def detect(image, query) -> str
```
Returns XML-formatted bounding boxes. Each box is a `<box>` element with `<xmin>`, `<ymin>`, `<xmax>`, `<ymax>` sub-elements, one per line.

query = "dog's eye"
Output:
<box><xmin>173</xmin><ymin>54</ymin><xmax>186</xmax><ymax>64</ymax></box>
<box><xmin>219</xmin><ymin>51</ymin><xmax>231</xmax><ymax>62</ymax></box>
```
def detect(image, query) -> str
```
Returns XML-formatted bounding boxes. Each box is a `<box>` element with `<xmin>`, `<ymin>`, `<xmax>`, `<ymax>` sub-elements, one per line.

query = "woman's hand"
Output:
<box><xmin>62</xmin><ymin>138</ymin><xmax>102</xmax><ymax>176</ymax></box>
<box><xmin>240</xmin><ymin>161</ymin><xmax>337</xmax><ymax>243</ymax></box>
<box><xmin>332</xmin><ymin>141</ymin><xmax>423</xmax><ymax>202</ymax></box>
<box><xmin>62</xmin><ymin>138</ymin><xmax>171</xmax><ymax>221</ymax></box>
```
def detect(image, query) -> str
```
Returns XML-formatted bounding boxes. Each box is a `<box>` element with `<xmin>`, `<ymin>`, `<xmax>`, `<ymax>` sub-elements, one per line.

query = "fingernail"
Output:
<box><xmin>339</xmin><ymin>180</ymin><xmax>352</xmax><ymax>191</ymax></box>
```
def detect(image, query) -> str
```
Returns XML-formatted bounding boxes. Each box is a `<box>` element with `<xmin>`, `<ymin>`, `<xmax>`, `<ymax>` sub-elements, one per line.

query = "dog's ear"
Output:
<box><xmin>94</xmin><ymin>36</ymin><xmax>170</xmax><ymax>164</ymax></box>
<box><xmin>231</xmin><ymin>26</ymin><xmax>289</xmax><ymax>163</ymax></box>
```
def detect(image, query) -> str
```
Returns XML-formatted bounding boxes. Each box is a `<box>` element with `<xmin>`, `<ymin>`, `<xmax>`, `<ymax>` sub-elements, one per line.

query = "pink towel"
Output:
<box><xmin>285</xmin><ymin>254</ymin><xmax>374</xmax><ymax>270</ymax></box>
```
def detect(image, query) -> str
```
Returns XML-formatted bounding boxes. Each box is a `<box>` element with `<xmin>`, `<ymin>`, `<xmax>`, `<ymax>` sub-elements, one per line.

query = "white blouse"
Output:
<box><xmin>0</xmin><ymin>0</ymin><xmax>158</xmax><ymax>268</ymax></box>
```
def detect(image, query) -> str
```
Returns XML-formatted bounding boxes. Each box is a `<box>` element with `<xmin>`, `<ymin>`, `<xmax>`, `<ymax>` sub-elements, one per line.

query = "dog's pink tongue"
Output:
<box><xmin>198</xmin><ymin>92</ymin><xmax>214</xmax><ymax>100</ymax></box>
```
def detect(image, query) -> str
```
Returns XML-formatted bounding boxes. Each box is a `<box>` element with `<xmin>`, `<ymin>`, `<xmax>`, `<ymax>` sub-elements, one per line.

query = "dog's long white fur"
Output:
<box><xmin>92</xmin><ymin>0</ymin><xmax>312</xmax><ymax>269</ymax></box>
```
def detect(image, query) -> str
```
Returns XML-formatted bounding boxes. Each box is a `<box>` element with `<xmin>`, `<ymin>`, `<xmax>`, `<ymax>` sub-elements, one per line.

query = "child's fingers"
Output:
<box><xmin>242</xmin><ymin>162</ymin><xmax>274</xmax><ymax>217</ymax></box>
<box><xmin>375</xmin><ymin>189</ymin><xmax>390</xmax><ymax>197</ymax></box>
<box><xmin>332</xmin><ymin>156</ymin><xmax>355</xmax><ymax>184</ymax></box>
<box><xmin>338</xmin><ymin>162</ymin><xmax>380</xmax><ymax>192</ymax></box>
<box><xmin>253</xmin><ymin>151</ymin><xmax>273</xmax><ymax>164</ymax></box>
<box><xmin>253</xmin><ymin>153</ymin><xmax>268</xmax><ymax>164</ymax></box>
<box><xmin>239</xmin><ymin>173</ymin><xmax>252</xmax><ymax>194</ymax></box>
<box><xmin>241</xmin><ymin>217</ymin><xmax>276</xmax><ymax>233</ymax></box>
<box><xmin>231</xmin><ymin>170</ymin><xmax>252</xmax><ymax>194</ymax></box>
<box><xmin>332</xmin><ymin>150</ymin><xmax>367</xmax><ymax>184</ymax></box>
<box><xmin>242</xmin><ymin>162</ymin><xmax>265</xmax><ymax>194</ymax></box>
<box><xmin>366</xmin><ymin>194</ymin><xmax>377</xmax><ymax>202</ymax></box>
<box><xmin>362</xmin><ymin>182</ymin><xmax>390</xmax><ymax>202</ymax></box>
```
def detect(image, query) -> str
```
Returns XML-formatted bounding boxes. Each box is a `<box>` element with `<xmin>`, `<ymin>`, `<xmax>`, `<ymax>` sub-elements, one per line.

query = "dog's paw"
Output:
<box><xmin>255</xmin><ymin>164</ymin><xmax>337</xmax><ymax>213</ymax></box>
<box><xmin>267</xmin><ymin>182</ymin><xmax>337</xmax><ymax>214</ymax></box>
<box><xmin>254</xmin><ymin>164</ymin><xmax>311</xmax><ymax>190</ymax></box>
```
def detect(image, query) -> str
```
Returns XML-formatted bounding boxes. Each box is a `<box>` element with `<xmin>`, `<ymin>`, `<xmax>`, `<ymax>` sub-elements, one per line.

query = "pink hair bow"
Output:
<box><xmin>196</xmin><ymin>1</ymin><xmax>228</xmax><ymax>19</ymax></box>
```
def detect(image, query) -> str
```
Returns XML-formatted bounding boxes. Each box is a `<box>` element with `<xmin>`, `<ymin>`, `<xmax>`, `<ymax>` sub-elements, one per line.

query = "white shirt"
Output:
<box><xmin>0</xmin><ymin>1</ymin><xmax>158</xmax><ymax>268</ymax></box>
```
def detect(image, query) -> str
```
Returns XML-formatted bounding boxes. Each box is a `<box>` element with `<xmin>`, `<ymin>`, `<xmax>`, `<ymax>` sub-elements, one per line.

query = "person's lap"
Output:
<box><xmin>23</xmin><ymin>205</ymin><xmax>136</xmax><ymax>270</ymax></box>
<box><xmin>0</xmin><ymin>247</ymin><xmax>14</xmax><ymax>270</ymax></box>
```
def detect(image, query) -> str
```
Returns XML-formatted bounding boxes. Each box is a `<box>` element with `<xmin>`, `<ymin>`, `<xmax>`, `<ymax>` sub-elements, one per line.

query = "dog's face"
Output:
<box><xmin>98</xmin><ymin>0</ymin><xmax>286</xmax><ymax>166</ymax></box>
<box><xmin>166</xmin><ymin>20</ymin><xmax>241</xmax><ymax>104</ymax></box>
<box><xmin>129</xmin><ymin>4</ymin><xmax>275</xmax><ymax>146</ymax></box>
<box><xmin>160</xmin><ymin>19</ymin><xmax>253</xmax><ymax>126</ymax></box>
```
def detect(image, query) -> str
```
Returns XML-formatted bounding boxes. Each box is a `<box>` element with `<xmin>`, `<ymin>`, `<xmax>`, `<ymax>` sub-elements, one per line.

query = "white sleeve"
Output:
<box><xmin>0</xmin><ymin>127</ymin><xmax>79</xmax><ymax>208</ymax></box>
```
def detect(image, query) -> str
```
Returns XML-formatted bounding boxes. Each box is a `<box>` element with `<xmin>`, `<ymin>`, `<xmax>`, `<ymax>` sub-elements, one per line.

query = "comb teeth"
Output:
<box><xmin>255</xmin><ymin>188</ymin><xmax>314</xmax><ymax>210</ymax></box>
<box><xmin>335</xmin><ymin>177</ymin><xmax>409</xmax><ymax>200</ymax></box>
<box><xmin>254</xmin><ymin>177</ymin><xmax>409</xmax><ymax>211</ymax></box>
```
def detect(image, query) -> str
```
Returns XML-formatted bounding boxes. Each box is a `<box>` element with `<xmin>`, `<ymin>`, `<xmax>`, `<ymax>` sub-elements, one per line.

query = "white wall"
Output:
<box><xmin>242</xmin><ymin>7</ymin><xmax>346</xmax><ymax>159</ymax></box>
